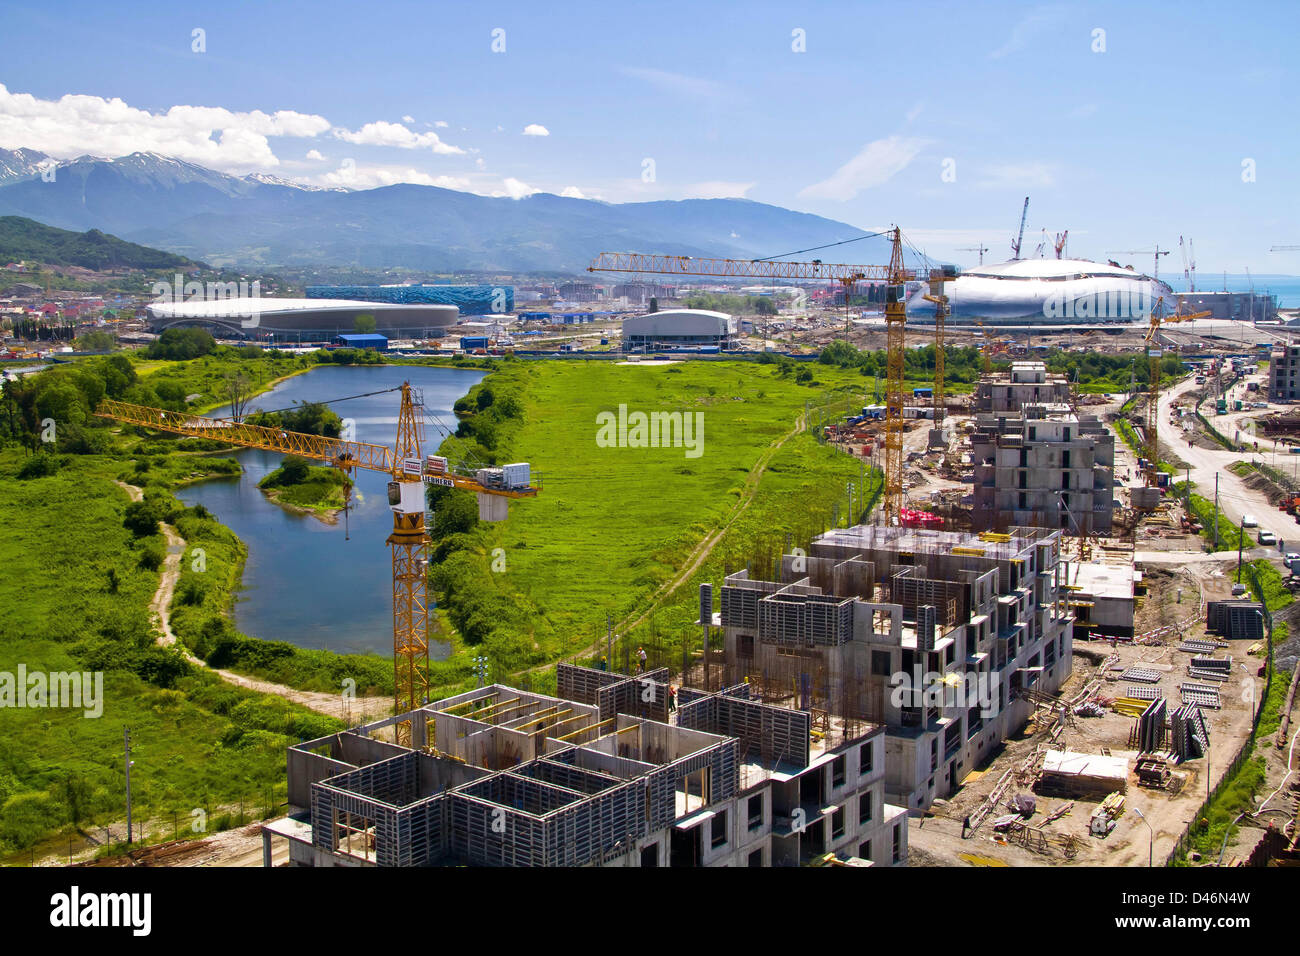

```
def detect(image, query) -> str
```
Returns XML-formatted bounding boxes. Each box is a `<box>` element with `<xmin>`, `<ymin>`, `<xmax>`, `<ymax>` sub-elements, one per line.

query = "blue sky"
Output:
<box><xmin>1</xmin><ymin>0</ymin><xmax>1297</xmax><ymax>273</ymax></box>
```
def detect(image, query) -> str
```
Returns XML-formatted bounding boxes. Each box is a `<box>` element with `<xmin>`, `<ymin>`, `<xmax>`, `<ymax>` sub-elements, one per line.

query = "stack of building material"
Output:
<box><xmin>1039</xmin><ymin>750</ymin><xmax>1129</xmax><ymax>797</ymax></box>
<box><xmin>1179</xmin><ymin>638</ymin><xmax>1227</xmax><ymax>654</ymax></box>
<box><xmin>1137</xmin><ymin>698</ymin><xmax>1168</xmax><ymax>753</ymax></box>
<box><xmin>1135</xmin><ymin>754</ymin><xmax>1171</xmax><ymax>788</ymax></box>
<box><xmin>1205</xmin><ymin>600</ymin><xmax>1264</xmax><ymax>641</ymax></box>
<box><xmin>1125</xmin><ymin>685</ymin><xmax>1163</xmax><ymax>701</ymax></box>
<box><xmin>1171</xmin><ymin>705</ymin><xmax>1210</xmax><ymax>760</ymax></box>
<box><xmin>1120</xmin><ymin>666</ymin><xmax>1162</xmax><ymax>684</ymax></box>
<box><xmin>1112</xmin><ymin>697</ymin><xmax>1152</xmax><ymax>718</ymax></box>
<box><xmin>1179</xmin><ymin>682</ymin><xmax>1222</xmax><ymax>709</ymax></box>
<box><xmin>1187</xmin><ymin>656</ymin><xmax>1232</xmax><ymax>682</ymax></box>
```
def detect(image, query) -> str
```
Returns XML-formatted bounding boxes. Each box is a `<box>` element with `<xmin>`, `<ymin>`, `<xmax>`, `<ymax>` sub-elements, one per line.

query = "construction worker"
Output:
<box><xmin>637</xmin><ymin>646</ymin><xmax>647</xmax><ymax>673</ymax></box>
<box><xmin>668</xmin><ymin>684</ymin><xmax>678</xmax><ymax>713</ymax></box>
<box><xmin>598</xmin><ymin>655</ymin><xmax>607</xmax><ymax>671</ymax></box>
<box><xmin>961</xmin><ymin>815</ymin><xmax>971</xmax><ymax>839</ymax></box>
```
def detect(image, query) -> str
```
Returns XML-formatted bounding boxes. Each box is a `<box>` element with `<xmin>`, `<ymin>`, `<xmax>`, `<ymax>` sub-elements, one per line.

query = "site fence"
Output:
<box><xmin>1162</xmin><ymin>561</ymin><xmax>1275</xmax><ymax>865</ymax></box>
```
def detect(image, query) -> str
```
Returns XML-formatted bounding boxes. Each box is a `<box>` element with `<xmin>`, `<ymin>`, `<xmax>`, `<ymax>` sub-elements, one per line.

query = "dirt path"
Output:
<box><xmin>114</xmin><ymin>480</ymin><xmax>390</xmax><ymax>722</ymax></box>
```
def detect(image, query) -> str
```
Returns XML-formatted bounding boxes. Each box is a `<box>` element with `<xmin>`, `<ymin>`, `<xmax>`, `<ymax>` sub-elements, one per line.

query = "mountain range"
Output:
<box><xmin>0</xmin><ymin>148</ymin><xmax>910</xmax><ymax>275</ymax></box>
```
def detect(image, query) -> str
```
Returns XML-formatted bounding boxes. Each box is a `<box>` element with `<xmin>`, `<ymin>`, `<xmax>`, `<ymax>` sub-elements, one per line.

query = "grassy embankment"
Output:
<box><xmin>0</xmin><ymin>450</ymin><xmax>342</xmax><ymax>859</ymax></box>
<box><xmin>1176</xmin><ymin>558</ymin><xmax>1292</xmax><ymax>862</ymax></box>
<box><xmin>1170</xmin><ymin>479</ymin><xmax>1248</xmax><ymax>553</ymax></box>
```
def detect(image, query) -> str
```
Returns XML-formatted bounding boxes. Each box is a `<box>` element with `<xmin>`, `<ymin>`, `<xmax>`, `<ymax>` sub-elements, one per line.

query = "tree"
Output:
<box><xmin>275</xmin><ymin>456</ymin><xmax>310</xmax><ymax>485</ymax></box>
<box><xmin>353</xmin><ymin>314</ymin><xmax>377</xmax><ymax>334</ymax></box>
<box><xmin>123</xmin><ymin>499</ymin><xmax>160</xmax><ymax>537</ymax></box>
<box><xmin>145</xmin><ymin>327</ymin><xmax>215</xmax><ymax>360</ymax></box>
<box><xmin>224</xmin><ymin>370</ymin><xmax>252</xmax><ymax>419</ymax></box>
<box><xmin>753</xmin><ymin>297</ymin><xmax>778</xmax><ymax>316</ymax></box>
<box><xmin>431</xmin><ymin>490</ymin><xmax>479</xmax><ymax>538</ymax></box>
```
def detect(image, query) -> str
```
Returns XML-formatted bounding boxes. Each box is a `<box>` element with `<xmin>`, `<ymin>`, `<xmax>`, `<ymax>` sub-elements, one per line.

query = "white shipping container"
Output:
<box><xmin>502</xmin><ymin>462</ymin><xmax>531</xmax><ymax>488</ymax></box>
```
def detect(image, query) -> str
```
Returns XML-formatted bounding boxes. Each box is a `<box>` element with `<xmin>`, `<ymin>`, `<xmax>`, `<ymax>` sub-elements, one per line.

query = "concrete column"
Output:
<box><xmin>262</xmin><ymin>828</ymin><xmax>272</xmax><ymax>868</ymax></box>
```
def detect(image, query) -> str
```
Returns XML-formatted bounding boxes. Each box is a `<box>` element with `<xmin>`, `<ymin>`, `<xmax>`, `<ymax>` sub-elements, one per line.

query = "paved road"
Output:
<box><xmin>1157</xmin><ymin>376</ymin><xmax>1298</xmax><ymax>551</ymax></box>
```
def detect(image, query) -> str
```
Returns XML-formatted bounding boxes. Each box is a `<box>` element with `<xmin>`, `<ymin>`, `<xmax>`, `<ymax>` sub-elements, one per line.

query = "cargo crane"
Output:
<box><xmin>1142</xmin><ymin>299</ymin><xmax>1209</xmax><ymax>487</ymax></box>
<box><xmin>1107</xmin><ymin>246</ymin><xmax>1170</xmax><ymax>284</ymax></box>
<box><xmin>96</xmin><ymin>383</ymin><xmax>539</xmax><ymax>742</ymax></box>
<box><xmin>1010</xmin><ymin>197</ymin><xmax>1029</xmax><ymax>259</ymax></box>
<box><xmin>588</xmin><ymin>228</ymin><xmax>935</xmax><ymax>522</ymax></box>
<box><xmin>958</xmin><ymin>243</ymin><xmax>989</xmax><ymax>266</ymax></box>
<box><xmin>1053</xmin><ymin>230</ymin><xmax>1069</xmax><ymax>259</ymax></box>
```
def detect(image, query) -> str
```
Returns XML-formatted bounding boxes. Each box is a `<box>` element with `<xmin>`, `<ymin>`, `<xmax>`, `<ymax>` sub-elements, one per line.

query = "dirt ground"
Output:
<box><xmin>909</xmin><ymin>562</ymin><xmax>1274</xmax><ymax>867</ymax></box>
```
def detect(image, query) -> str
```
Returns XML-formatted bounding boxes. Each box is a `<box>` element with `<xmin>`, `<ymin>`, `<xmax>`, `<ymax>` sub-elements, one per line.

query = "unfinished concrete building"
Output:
<box><xmin>714</xmin><ymin>525</ymin><xmax>1074</xmax><ymax>813</ymax></box>
<box><xmin>267</xmin><ymin>667</ymin><xmax>907</xmax><ymax>867</ymax></box>
<box><xmin>1269</xmin><ymin>343</ymin><xmax>1300</xmax><ymax>403</ymax></box>
<box><xmin>974</xmin><ymin>361</ymin><xmax>1071</xmax><ymax>413</ymax></box>
<box><xmin>970</xmin><ymin>403</ymin><xmax>1115</xmax><ymax>535</ymax></box>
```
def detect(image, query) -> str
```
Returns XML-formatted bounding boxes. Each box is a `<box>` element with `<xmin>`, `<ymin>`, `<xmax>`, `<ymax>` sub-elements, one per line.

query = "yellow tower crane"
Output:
<box><xmin>922</xmin><ymin>265</ymin><xmax>958</xmax><ymax>423</ymax></box>
<box><xmin>588</xmin><ymin>228</ymin><xmax>938</xmax><ymax>524</ymax></box>
<box><xmin>96</xmin><ymin>383</ymin><xmax>539</xmax><ymax>742</ymax></box>
<box><xmin>1142</xmin><ymin>299</ymin><xmax>1209</xmax><ymax>486</ymax></box>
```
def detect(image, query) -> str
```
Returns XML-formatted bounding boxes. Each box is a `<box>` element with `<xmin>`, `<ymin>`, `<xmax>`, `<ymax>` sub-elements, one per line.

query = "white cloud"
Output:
<box><xmin>905</xmin><ymin>102</ymin><xmax>924</xmax><ymax>123</ymax></box>
<box><xmin>621</xmin><ymin>66</ymin><xmax>728</xmax><ymax>100</ymax></box>
<box><xmin>494</xmin><ymin>177</ymin><xmax>537</xmax><ymax>199</ymax></box>
<box><xmin>332</xmin><ymin>120</ymin><xmax>464</xmax><ymax>154</ymax></box>
<box><xmin>798</xmin><ymin>135</ymin><xmax>929</xmax><ymax>201</ymax></box>
<box><xmin>685</xmin><ymin>180</ymin><xmax>756</xmax><ymax>199</ymax></box>
<box><xmin>989</xmin><ymin>5</ymin><xmax>1068</xmax><ymax>60</ymax></box>
<box><xmin>305</xmin><ymin>148</ymin><xmax>325</xmax><ymax>161</ymax></box>
<box><xmin>560</xmin><ymin>186</ymin><xmax>585</xmax><ymax>199</ymax></box>
<box><xmin>522</xmin><ymin>124</ymin><xmax>550</xmax><ymax>137</ymax></box>
<box><xmin>435</xmin><ymin>120</ymin><xmax>449</xmax><ymax>128</ymax></box>
<box><xmin>318</xmin><ymin>162</ymin><xmax>470</xmax><ymax>190</ymax></box>
<box><xmin>475</xmin><ymin>157</ymin><xmax>486</xmax><ymax>170</ymax></box>
<box><xmin>976</xmin><ymin>162</ymin><xmax>1055</xmax><ymax>189</ymax></box>
<box><xmin>401</xmin><ymin>114</ymin><xmax>414</xmax><ymax>124</ymax></box>
<box><xmin>0</xmin><ymin>83</ymin><xmax>329</xmax><ymax>173</ymax></box>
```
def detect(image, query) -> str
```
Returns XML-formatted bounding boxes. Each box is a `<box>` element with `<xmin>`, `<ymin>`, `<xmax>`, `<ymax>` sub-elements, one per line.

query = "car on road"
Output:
<box><xmin>1242</xmin><ymin>514</ymin><xmax>1259</xmax><ymax>528</ymax></box>
<box><xmin>1259</xmin><ymin>530</ymin><xmax>1276</xmax><ymax>545</ymax></box>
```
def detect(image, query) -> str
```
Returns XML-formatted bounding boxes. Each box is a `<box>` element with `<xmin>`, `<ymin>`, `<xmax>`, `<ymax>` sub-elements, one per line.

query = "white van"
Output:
<box><xmin>1241</xmin><ymin>514</ymin><xmax>1258</xmax><ymax>528</ymax></box>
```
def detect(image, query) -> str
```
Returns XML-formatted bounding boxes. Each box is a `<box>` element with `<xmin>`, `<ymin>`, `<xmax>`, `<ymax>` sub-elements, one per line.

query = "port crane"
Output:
<box><xmin>1053</xmin><ymin>231</ymin><xmax>1069</xmax><ymax>259</ymax></box>
<box><xmin>1141</xmin><ymin>299</ymin><xmax>1209</xmax><ymax>487</ymax></box>
<box><xmin>957</xmin><ymin>243</ymin><xmax>989</xmax><ymax>266</ymax></box>
<box><xmin>589</xmin><ymin>229</ymin><xmax>942</xmax><ymax>522</ymax></box>
<box><xmin>96</xmin><ymin>383</ymin><xmax>539</xmax><ymax>742</ymax></box>
<box><xmin>1010</xmin><ymin>197</ymin><xmax>1029</xmax><ymax>259</ymax></box>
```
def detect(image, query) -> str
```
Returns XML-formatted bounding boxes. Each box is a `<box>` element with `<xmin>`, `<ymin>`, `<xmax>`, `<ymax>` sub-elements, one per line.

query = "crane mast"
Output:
<box><xmin>883</xmin><ymin>227</ymin><xmax>908</xmax><ymax>523</ymax></box>
<box><xmin>96</xmin><ymin>382</ymin><xmax>539</xmax><ymax>743</ymax></box>
<box><xmin>1011</xmin><ymin>197</ymin><xmax>1029</xmax><ymax>259</ymax></box>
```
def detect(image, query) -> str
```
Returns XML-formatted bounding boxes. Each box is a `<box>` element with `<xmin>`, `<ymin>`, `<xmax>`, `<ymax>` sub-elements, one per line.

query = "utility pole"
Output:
<box><xmin>124</xmin><ymin>727</ymin><xmax>133</xmax><ymax>845</ymax></box>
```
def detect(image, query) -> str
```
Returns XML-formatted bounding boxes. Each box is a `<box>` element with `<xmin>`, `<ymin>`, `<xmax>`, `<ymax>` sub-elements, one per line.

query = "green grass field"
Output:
<box><xmin>0</xmin><ymin>450</ymin><xmax>341</xmax><ymax>857</ymax></box>
<box><xmin>423</xmin><ymin>358</ymin><xmax>884</xmax><ymax>687</ymax></box>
